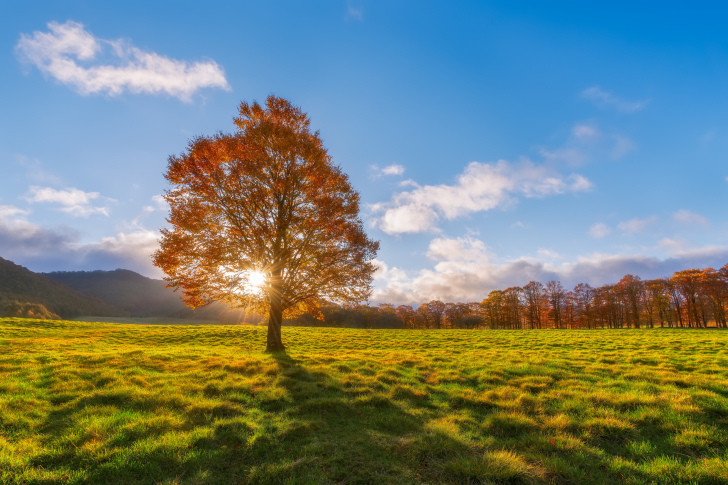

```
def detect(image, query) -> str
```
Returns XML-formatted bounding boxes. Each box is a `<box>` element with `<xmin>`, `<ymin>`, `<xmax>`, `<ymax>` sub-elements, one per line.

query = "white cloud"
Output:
<box><xmin>398</xmin><ymin>179</ymin><xmax>419</xmax><ymax>188</ymax></box>
<box><xmin>0</xmin><ymin>207</ymin><xmax>161</xmax><ymax>277</ymax></box>
<box><xmin>374</xmin><ymin>203</ymin><xmax>440</xmax><ymax>234</ymax></box>
<box><xmin>370</xmin><ymin>164</ymin><xmax>405</xmax><ymax>178</ymax></box>
<box><xmin>581</xmin><ymin>86</ymin><xmax>650</xmax><ymax>113</ymax></box>
<box><xmin>0</xmin><ymin>205</ymin><xmax>30</xmax><ymax>218</ymax></box>
<box><xmin>656</xmin><ymin>237</ymin><xmax>686</xmax><ymax>254</ymax></box>
<box><xmin>371</xmin><ymin>235</ymin><xmax>728</xmax><ymax>304</ymax></box>
<box><xmin>130</xmin><ymin>195</ymin><xmax>170</xmax><ymax>227</ymax></box>
<box><xmin>371</xmin><ymin>160</ymin><xmax>592</xmax><ymax>234</ymax></box>
<box><xmin>673</xmin><ymin>209</ymin><xmax>708</xmax><ymax>226</ymax></box>
<box><xmin>151</xmin><ymin>194</ymin><xmax>168</xmax><ymax>210</ymax></box>
<box><xmin>589</xmin><ymin>223</ymin><xmax>611</xmax><ymax>239</ymax></box>
<box><xmin>69</xmin><ymin>229</ymin><xmax>161</xmax><ymax>273</ymax></box>
<box><xmin>572</xmin><ymin>124</ymin><xmax>599</xmax><ymax>139</ymax></box>
<box><xmin>617</xmin><ymin>216</ymin><xmax>658</xmax><ymax>235</ymax></box>
<box><xmin>23</xmin><ymin>185</ymin><xmax>111</xmax><ymax>217</ymax></box>
<box><xmin>537</xmin><ymin>248</ymin><xmax>560</xmax><ymax>260</ymax></box>
<box><xmin>16</xmin><ymin>20</ymin><xmax>230</xmax><ymax>101</ymax></box>
<box><xmin>427</xmin><ymin>236</ymin><xmax>491</xmax><ymax>263</ymax></box>
<box><xmin>381</xmin><ymin>164</ymin><xmax>405</xmax><ymax>176</ymax></box>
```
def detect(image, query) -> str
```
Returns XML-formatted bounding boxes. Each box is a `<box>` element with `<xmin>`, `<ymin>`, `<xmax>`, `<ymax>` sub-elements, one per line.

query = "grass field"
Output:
<box><xmin>1</xmin><ymin>319</ymin><xmax>727</xmax><ymax>484</ymax></box>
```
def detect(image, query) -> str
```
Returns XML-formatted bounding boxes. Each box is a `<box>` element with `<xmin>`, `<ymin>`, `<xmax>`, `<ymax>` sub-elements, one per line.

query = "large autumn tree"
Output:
<box><xmin>153</xmin><ymin>96</ymin><xmax>379</xmax><ymax>351</ymax></box>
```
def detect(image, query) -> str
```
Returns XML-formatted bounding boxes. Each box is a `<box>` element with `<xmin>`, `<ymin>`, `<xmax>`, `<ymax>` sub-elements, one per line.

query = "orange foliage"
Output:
<box><xmin>153</xmin><ymin>96</ymin><xmax>379</xmax><ymax>350</ymax></box>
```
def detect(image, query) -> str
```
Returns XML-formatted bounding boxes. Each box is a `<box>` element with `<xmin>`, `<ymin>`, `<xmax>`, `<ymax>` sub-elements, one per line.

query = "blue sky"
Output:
<box><xmin>1</xmin><ymin>1</ymin><xmax>727</xmax><ymax>304</ymax></box>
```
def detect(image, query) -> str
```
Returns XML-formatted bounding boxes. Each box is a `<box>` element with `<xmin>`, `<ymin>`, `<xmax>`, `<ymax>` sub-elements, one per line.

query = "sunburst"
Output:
<box><xmin>245</xmin><ymin>270</ymin><xmax>267</xmax><ymax>293</ymax></box>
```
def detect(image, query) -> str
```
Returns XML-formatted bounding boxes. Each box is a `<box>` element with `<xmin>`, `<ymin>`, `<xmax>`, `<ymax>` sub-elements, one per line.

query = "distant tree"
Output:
<box><xmin>573</xmin><ymin>283</ymin><xmax>595</xmax><ymax>329</ymax></box>
<box><xmin>522</xmin><ymin>281</ymin><xmax>545</xmax><ymax>329</ymax></box>
<box><xmin>647</xmin><ymin>279</ymin><xmax>672</xmax><ymax>327</ymax></box>
<box><xmin>154</xmin><ymin>96</ymin><xmax>379</xmax><ymax>351</ymax></box>
<box><xmin>416</xmin><ymin>300</ymin><xmax>447</xmax><ymax>329</ymax></box>
<box><xmin>503</xmin><ymin>287</ymin><xmax>523</xmax><ymax>329</ymax></box>
<box><xmin>671</xmin><ymin>270</ymin><xmax>704</xmax><ymax>328</ymax></box>
<box><xmin>665</xmin><ymin>278</ymin><xmax>685</xmax><ymax>328</ymax></box>
<box><xmin>545</xmin><ymin>281</ymin><xmax>566</xmax><ymax>329</ymax></box>
<box><xmin>444</xmin><ymin>302</ymin><xmax>474</xmax><ymax>329</ymax></box>
<box><xmin>395</xmin><ymin>305</ymin><xmax>417</xmax><ymax>329</ymax></box>
<box><xmin>700</xmin><ymin>269</ymin><xmax>726</xmax><ymax>328</ymax></box>
<box><xmin>563</xmin><ymin>290</ymin><xmax>576</xmax><ymax>329</ymax></box>
<box><xmin>1</xmin><ymin>300</ymin><xmax>60</xmax><ymax>320</ymax></box>
<box><xmin>617</xmin><ymin>274</ymin><xmax>644</xmax><ymax>328</ymax></box>
<box><xmin>480</xmin><ymin>290</ymin><xmax>505</xmax><ymax>329</ymax></box>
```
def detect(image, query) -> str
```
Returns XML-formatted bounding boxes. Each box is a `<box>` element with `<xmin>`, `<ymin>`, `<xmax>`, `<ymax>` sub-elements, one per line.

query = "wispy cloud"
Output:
<box><xmin>701</xmin><ymin>130</ymin><xmax>716</xmax><ymax>145</ymax></box>
<box><xmin>23</xmin><ymin>185</ymin><xmax>112</xmax><ymax>217</ymax></box>
<box><xmin>370</xmin><ymin>160</ymin><xmax>592</xmax><ymax>235</ymax></box>
<box><xmin>589</xmin><ymin>222</ymin><xmax>611</xmax><ymax>239</ymax></box>
<box><xmin>581</xmin><ymin>86</ymin><xmax>650</xmax><ymax>113</ymax></box>
<box><xmin>0</xmin><ymin>205</ymin><xmax>30</xmax><ymax>218</ymax></box>
<box><xmin>538</xmin><ymin>122</ymin><xmax>634</xmax><ymax>166</ymax></box>
<box><xmin>673</xmin><ymin>209</ymin><xmax>708</xmax><ymax>226</ymax></box>
<box><xmin>346</xmin><ymin>4</ymin><xmax>364</xmax><ymax>21</ymax></box>
<box><xmin>537</xmin><ymin>248</ymin><xmax>561</xmax><ymax>260</ymax></box>
<box><xmin>617</xmin><ymin>216</ymin><xmax>658</xmax><ymax>235</ymax></box>
<box><xmin>14</xmin><ymin>154</ymin><xmax>64</xmax><ymax>185</ymax></box>
<box><xmin>130</xmin><ymin>195</ymin><xmax>169</xmax><ymax>227</ymax></box>
<box><xmin>371</xmin><ymin>164</ymin><xmax>405</xmax><ymax>178</ymax></box>
<box><xmin>16</xmin><ymin>20</ymin><xmax>230</xmax><ymax>101</ymax></box>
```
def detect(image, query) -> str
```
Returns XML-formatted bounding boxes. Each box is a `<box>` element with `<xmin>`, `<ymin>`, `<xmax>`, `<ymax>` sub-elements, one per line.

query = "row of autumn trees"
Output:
<box><xmin>315</xmin><ymin>264</ymin><xmax>728</xmax><ymax>330</ymax></box>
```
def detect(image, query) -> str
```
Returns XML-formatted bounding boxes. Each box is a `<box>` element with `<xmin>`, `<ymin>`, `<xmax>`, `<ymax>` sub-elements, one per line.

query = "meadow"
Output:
<box><xmin>1</xmin><ymin>319</ymin><xmax>727</xmax><ymax>484</ymax></box>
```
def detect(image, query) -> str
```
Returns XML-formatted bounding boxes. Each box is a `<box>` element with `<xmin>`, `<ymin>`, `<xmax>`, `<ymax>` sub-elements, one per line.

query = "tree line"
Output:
<box><xmin>297</xmin><ymin>264</ymin><xmax>728</xmax><ymax>330</ymax></box>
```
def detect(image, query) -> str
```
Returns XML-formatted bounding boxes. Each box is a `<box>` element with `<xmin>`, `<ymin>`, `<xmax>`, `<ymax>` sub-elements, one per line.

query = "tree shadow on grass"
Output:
<box><xmin>16</xmin><ymin>353</ymin><xmax>686</xmax><ymax>485</ymax></box>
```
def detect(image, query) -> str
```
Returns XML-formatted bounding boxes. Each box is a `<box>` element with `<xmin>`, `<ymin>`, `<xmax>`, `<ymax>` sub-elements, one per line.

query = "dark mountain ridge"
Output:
<box><xmin>43</xmin><ymin>268</ymin><xmax>260</xmax><ymax>322</ymax></box>
<box><xmin>0</xmin><ymin>257</ymin><xmax>126</xmax><ymax>318</ymax></box>
<box><xmin>43</xmin><ymin>269</ymin><xmax>191</xmax><ymax>317</ymax></box>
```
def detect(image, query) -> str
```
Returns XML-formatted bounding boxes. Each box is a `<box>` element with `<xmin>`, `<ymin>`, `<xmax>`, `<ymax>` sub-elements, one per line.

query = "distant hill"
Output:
<box><xmin>42</xmin><ymin>269</ymin><xmax>260</xmax><ymax>323</ymax></box>
<box><xmin>0</xmin><ymin>257</ymin><xmax>125</xmax><ymax>318</ymax></box>
<box><xmin>43</xmin><ymin>269</ymin><xmax>192</xmax><ymax>317</ymax></box>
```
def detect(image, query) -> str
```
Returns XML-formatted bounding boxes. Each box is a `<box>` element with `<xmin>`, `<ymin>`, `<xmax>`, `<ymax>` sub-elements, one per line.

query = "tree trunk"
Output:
<box><xmin>266</xmin><ymin>301</ymin><xmax>285</xmax><ymax>352</ymax></box>
<box><xmin>266</xmin><ymin>282</ymin><xmax>285</xmax><ymax>352</ymax></box>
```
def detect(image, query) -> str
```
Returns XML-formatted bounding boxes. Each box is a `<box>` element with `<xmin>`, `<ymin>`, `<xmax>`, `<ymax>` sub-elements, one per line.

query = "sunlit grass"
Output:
<box><xmin>1</xmin><ymin>318</ymin><xmax>727</xmax><ymax>484</ymax></box>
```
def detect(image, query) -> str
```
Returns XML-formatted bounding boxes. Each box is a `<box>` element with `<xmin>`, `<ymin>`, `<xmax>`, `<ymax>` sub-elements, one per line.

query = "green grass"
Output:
<box><xmin>1</xmin><ymin>319</ymin><xmax>728</xmax><ymax>484</ymax></box>
<box><xmin>70</xmin><ymin>316</ymin><xmax>222</xmax><ymax>326</ymax></box>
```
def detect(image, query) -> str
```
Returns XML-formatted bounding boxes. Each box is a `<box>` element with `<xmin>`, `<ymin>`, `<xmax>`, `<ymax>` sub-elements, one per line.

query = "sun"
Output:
<box><xmin>245</xmin><ymin>270</ymin><xmax>267</xmax><ymax>293</ymax></box>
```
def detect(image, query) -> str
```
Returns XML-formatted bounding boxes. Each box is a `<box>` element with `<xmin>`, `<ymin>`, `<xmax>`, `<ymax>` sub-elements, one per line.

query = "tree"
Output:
<box><xmin>395</xmin><ymin>305</ymin><xmax>417</xmax><ymax>329</ymax></box>
<box><xmin>153</xmin><ymin>96</ymin><xmax>379</xmax><ymax>351</ymax></box>
<box><xmin>573</xmin><ymin>283</ymin><xmax>595</xmax><ymax>329</ymax></box>
<box><xmin>444</xmin><ymin>302</ymin><xmax>474</xmax><ymax>329</ymax></box>
<box><xmin>617</xmin><ymin>274</ymin><xmax>644</xmax><ymax>328</ymax></box>
<box><xmin>545</xmin><ymin>280</ymin><xmax>566</xmax><ymax>329</ymax></box>
<box><xmin>671</xmin><ymin>270</ymin><xmax>703</xmax><ymax>327</ymax></box>
<box><xmin>416</xmin><ymin>300</ymin><xmax>447</xmax><ymax>329</ymax></box>
<box><xmin>700</xmin><ymin>268</ymin><xmax>727</xmax><ymax>328</ymax></box>
<box><xmin>522</xmin><ymin>281</ymin><xmax>545</xmax><ymax>329</ymax></box>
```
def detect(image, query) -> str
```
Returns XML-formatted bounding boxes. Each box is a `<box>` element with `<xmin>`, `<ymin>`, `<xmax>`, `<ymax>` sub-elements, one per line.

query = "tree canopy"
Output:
<box><xmin>153</xmin><ymin>96</ymin><xmax>379</xmax><ymax>351</ymax></box>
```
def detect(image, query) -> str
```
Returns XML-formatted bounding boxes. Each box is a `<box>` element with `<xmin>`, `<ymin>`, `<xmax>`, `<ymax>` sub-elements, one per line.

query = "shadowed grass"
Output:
<box><xmin>1</xmin><ymin>318</ymin><xmax>728</xmax><ymax>484</ymax></box>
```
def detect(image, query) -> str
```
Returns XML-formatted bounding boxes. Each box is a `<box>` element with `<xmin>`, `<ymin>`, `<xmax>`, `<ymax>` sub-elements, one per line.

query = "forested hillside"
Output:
<box><xmin>44</xmin><ymin>269</ymin><xmax>192</xmax><ymax>317</ymax></box>
<box><xmin>43</xmin><ymin>269</ymin><xmax>261</xmax><ymax>322</ymax></box>
<box><xmin>0</xmin><ymin>257</ymin><xmax>125</xmax><ymax>318</ymax></box>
